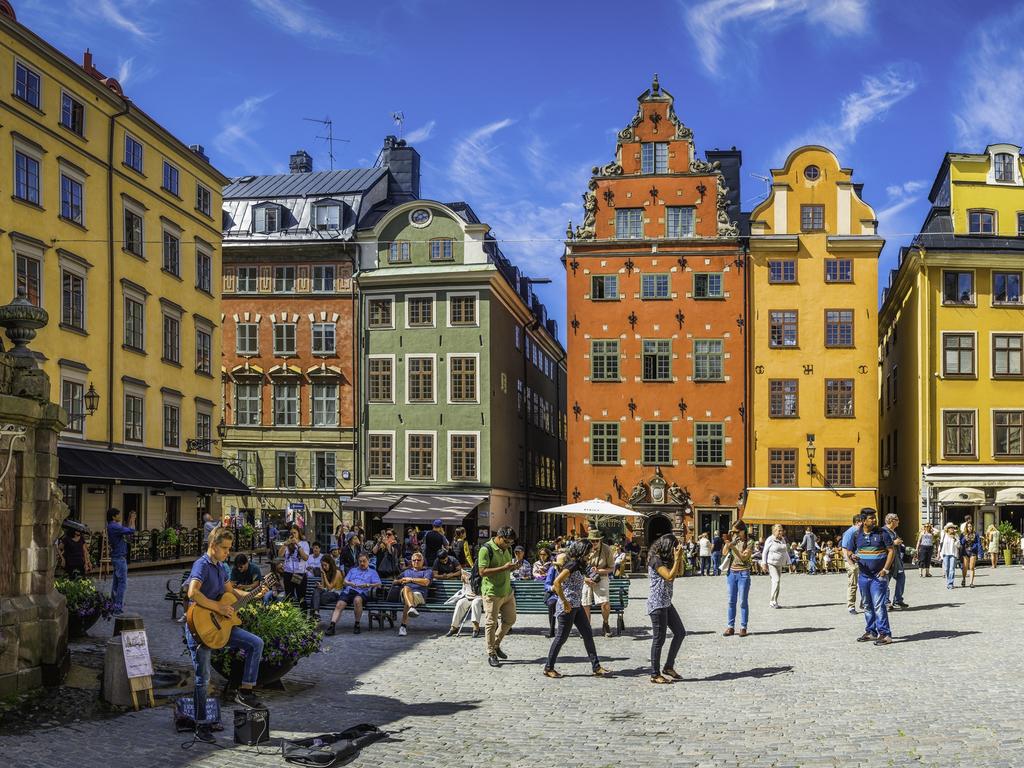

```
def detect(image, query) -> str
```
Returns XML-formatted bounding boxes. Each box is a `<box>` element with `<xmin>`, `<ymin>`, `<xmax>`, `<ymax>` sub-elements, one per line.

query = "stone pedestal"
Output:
<box><xmin>0</xmin><ymin>295</ymin><xmax>69</xmax><ymax>697</ymax></box>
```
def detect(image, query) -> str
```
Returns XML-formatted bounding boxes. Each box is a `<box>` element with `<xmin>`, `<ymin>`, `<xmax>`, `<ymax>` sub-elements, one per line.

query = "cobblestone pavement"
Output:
<box><xmin>4</xmin><ymin>565</ymin><xmax>1023</xmax><ymax>768</ymax></box>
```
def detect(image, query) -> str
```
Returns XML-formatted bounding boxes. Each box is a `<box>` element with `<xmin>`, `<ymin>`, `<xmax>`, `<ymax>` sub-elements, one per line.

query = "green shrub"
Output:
<box><xmin>212</xmin><ymin>600</ymin><xmax>321</xmax><ymax>676</ymax></box>
<box><xmin>54</xmin><ymin>577</ymin><xmax>114</xmax><ymax>620</ymax></box>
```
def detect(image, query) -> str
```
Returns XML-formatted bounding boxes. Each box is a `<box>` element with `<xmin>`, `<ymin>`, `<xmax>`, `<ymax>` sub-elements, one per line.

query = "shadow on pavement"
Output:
<box><xmin>897</xmin><ymin>602</ymin><xmax>962</xmax><ymax>612</ymax></box>
<box><xmin>779</xmin><ymin>602</ymin><xmax>843</xmax><ymax>609</ymax></box>
<box><xmin>751</xmin><ymin>627</ymin><xmax>833</xmax><ymax>635</ymax></box>
<box><xmin>683</xmin><ymin>665</ymin><xmax>794</xmax><ymax>682</ymax></box>
<box><xmin>965</xmin><ymin>583</ymin><xmax>1012</xmax><ymax>588</ymax></box>
<box><xmin>897</xmin><ymin>630</ymin><xmax>981</xmax><ymax>643</ymax></box>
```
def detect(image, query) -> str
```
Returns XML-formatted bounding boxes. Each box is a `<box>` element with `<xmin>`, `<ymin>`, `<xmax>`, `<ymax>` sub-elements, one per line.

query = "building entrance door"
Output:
<box><xmin>698</xmin><ymin>509</ymin><xmax>732</xmax><ymax>537</ymax></box>
<box><xmin>122</xmin><ymin>492</ymin><xmax>143</xmax><ymax>528</ymax></box>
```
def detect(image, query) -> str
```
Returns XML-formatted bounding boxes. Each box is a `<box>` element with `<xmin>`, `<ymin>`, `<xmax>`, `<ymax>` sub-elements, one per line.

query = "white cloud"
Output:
<box><xmin>877</xmin><ymin>179</ymin><xmax>927</xmax><ymax>224</ymax></box>
<box><xmin>780</xmin><ymin>65</ymin><xmax>917</xmax><ymax>159</ymax></box>
<box><xmin>448</xmin><ymin>118</ymin><xmax>516</xmax><ymax>200</ymax></box>
<box><xmin>94</xmin><ymin>0</ymin><xmax>151</xmax><ymax>40</ymax></box>
<box><xmin>213</xmin><ymin>95</ymin><xmax>273</xmax><ymax>170</ymax></box>
<box><xmin>117</xmin><ymin>57</ymin><xmax>134</xmax><ymax>87</ymax></box>
<box><xmin>247</xmin><ymin>0</ymin><xmax>377</xmax><ymax>49</ymax></box>
<box><xmin>683</xmin><ymin>0</ymin><xmax>869</xmax><ymax>76</ymax></box>
<box><xmin>954</xmin><ymin>6</ymin><xmax>1024</xmax><ymax>149</ymax></box>
<box><xmin>405</xmin><ymin>120</ymin><xmax>436</xmax><ymax>144</ymax></box>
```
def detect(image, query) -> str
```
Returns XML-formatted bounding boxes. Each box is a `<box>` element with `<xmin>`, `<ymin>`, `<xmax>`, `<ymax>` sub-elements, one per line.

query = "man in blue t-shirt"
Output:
<box><xmin>106</xmin><ymin>508</ymin><xmax>136</xmax><ymax>614</ymax></box>
<box><xmin>840</xmin><ymin>512</ymin><xmax>865</xmax><ymax>615</ymax></box>
<box><xmin>395</xmin><ymin>552</ymin><xmax>432</xmax><ymax>636</ymax></box>
<box><xmin>185</xmin><ymin>526</ymin><xmax>268</xmax><ymax>743</ymax></box>
<box><xmin>849</xmin><ymin>508</ymin><xmax>895</xmax><ymax>646</ymax></box>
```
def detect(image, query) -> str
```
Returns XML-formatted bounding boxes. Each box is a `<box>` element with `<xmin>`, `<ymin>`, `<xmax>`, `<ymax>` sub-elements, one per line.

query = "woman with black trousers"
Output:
<box><xmin>543</xmin><ymin>540</ymin><xmax>610</xmax><ymax>678</ymax></box>
<box><xmin>647</xmin><ymin>535</ymin><xmax>686</xmax><ymax>684</ymax></box>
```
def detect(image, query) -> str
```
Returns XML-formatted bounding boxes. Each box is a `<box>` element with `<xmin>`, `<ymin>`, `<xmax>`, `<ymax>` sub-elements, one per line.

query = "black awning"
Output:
<box><xmin>57</xmin><ymin>447</ymin><xmax>169</xmax><ymax>485</ymax></box>
<box><xmin>342</xmin><ymin>493</ymin><xmax>403</xmax><ymax>512</ymax></box>
<box><xmin>382</xmin><ymin>494</ymin><xmax>485</xmax><ymax>525</ymax></box>
<box><xmin>58</xmin><ymin>447</ymin><xmax>251</xmax><ymax>494</ymax></box>
<box><xmin>145</xmin><ymin>456</ymin><xmax>251</xmax><ymax>494</ymax></box>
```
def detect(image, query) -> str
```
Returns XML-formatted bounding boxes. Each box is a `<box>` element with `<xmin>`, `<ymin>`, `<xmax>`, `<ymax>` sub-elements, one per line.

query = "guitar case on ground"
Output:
<box><xmin>281</xmin><ymin>723</ymin><xmax>387</xmax><ymax>766</ymax></box>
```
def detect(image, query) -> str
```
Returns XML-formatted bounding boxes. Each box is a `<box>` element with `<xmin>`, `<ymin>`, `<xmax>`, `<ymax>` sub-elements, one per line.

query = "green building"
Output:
<box><xmin>349</xmin><ymin>199</ymin><xmax>566</xmax><ymax>546</ymax></box>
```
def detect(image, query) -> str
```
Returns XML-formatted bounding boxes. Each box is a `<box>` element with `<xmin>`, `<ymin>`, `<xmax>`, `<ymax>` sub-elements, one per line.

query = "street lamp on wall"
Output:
<box><xmin>217</xmin><ymin>416</ymin><xmax>227</xmax><ymax>439</ymax></box>
<box><xmin>806</xmin><ymin>433</ymin><xmax>817</xmax><ymax>477</ymax></box>
<box><xmin>84</xmin><ymin>383</ymin><xmax>100</xmax><ymax>416</ymax></box>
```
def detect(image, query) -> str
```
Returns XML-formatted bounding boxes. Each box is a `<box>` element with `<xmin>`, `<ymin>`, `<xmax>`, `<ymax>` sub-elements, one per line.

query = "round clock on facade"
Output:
<box><xmin>409</xmin><ymin>208</ymin><xmax>432</xmax><ymax>226</ymax></box>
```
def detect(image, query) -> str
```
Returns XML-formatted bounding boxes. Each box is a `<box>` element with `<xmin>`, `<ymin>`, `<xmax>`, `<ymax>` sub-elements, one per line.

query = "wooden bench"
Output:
<box><xmin>164</xmin><ymin>571</ymin><xmax>190</xmax><ymax>620</ymax></box>
<box><xmin>511</xmin><ymin>577</ymin><xmax>631</xmax><ymax>634</ymax></box>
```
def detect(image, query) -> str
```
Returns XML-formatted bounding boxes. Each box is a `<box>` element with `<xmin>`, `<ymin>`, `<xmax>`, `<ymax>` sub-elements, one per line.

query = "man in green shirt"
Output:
<box><xmin>479</xmin><ymin>526</ymin><xmax>517</xmax><ymax>668</ymax></box>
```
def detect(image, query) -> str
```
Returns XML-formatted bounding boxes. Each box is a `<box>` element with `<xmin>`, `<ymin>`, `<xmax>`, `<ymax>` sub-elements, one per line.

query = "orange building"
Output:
<box><xmin>564</xmin><ymin>77</ymin><xmax>746</xmax><ymax>546</ymax></box>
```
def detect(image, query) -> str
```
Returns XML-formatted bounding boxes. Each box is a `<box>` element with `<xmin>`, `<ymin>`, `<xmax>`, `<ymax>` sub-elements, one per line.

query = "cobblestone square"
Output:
<box><xmin>4</xmin><ymin>566</ymin><xmax>1022</xmax><ymax>768</ymax></box>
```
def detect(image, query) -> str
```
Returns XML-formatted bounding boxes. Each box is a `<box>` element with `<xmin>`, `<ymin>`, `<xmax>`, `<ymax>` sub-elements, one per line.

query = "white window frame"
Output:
<box><xmin>60</xmin><ymin>367</ymin><xmax>87</xmax><ymax>436</ymax></box>
<box><xmin>194</xmin><ymin>321</ymin><xmax>213</xmax><ymax>375</ymax></box>
<box><xmin>195</xmin><ymin>182</ymin><xmax>212</xmax><ymax>216</ymax></box>
<box><xmin>58</xmin><ymin>251</ymin><xmax>88</xmax><ymax>331</ymax></box>
<box><xmin>161</xmin><ymin>307</ymin><xmax>181</xmax><ymax>364</ymax></box>
<box><xmin>311</xmin><ymin>322</ymin><xmax>336</xmax><ymax>355</ymax></box>
<box><xmin>14</xmin><ymin>59</ymin><xmax>41</xmax><ymax>109</ymax></box>
<box><xmin>58</xmin><ymin>159</ymin><xmax>86</xmax><ymax>225</ymax></box>
<box><xmin>313</xmin><ymin>203</ymin><xmax>341</xmax><ymax>230</ymax></box>
<box><xmin>195</xmin><ymin>404</ymin><xmax>213</xmax><ymax>454</ymax></box>
<box><xmin>273</xmin><ymin>323</ymin><xmax>297</xmax><ymax>356</ymax></box>
<box><xmin>447</xmin><ymin>352</ymin><xmax>480</xmax><ymax>404</ymax></box>
<box><xmin>367</xmin><ymin>354</ymin><xmax>395</xmax><ymax>403</ymax></box>
<box><xmin>162</xmin><ymin>395</ymin><xmax>181</xmax><ymax>449</ymax></box>
<box><xmin>312</xmin><ymin>265</ymin><xmax>336</xmax><ymax>293</ymax></box>
<box><xmin>162</xmin><ymin>160</ymin><xmax>180</xmax><ymax>196</ymax></box>
<box><xmin>272</xmin><ymin>381</ymin><xmax>299</xmax><ymax>426</ymax></box>
<box><xmin>234</xmin><ymin>381</ymin><xmax>262</xmax><ymax>426</ymax></box>
<box><xmin>60</xmin><ymin>90</ymin><xmax>86</xmax><ymax>136</ymax></box>
<box><xmin>447</xmin><ymin>291</ymin><xmax>479</xmax><ymax>328</ymax></box>
<box><xmin>405</xmin><ymin>429</ymin><xmax>437</xmax><ymax>482</ymax></box>
<box><xmin>12</xmin><ymin>136</ymin><xmax>43</xmax><ymax>206</ymax></box>
<box><xmin>405</xmin><ymin>353</ymin><xmax>437</xmax><ymax>404</ymax></box>
<box><xmin>124</xmin><ymin>132</ymin><xmax>144</xmax><ymax>173</ymax></box>
<box><xmin>448</xmin><ymin>430</ymin><xmax>481</xmax><ymax>482</ymax></box>
<box><xmin>236</xmin><ymin>266</ymin><xmax>258</xmax><ymax>293</ymax></box>
<box><xmin>14</xmin><ymin>239</ymin><xmax>44</xmax><ymax>307</ymax></box>
<box><xmin>366</xmin><ymin>294</ymin><xmax>396</xmax><ymax>330</ymax></box>
<box><xmin>273</xmin><ymin>265</ymin><xmax>296</xmax><ymax>293</ymax></box>
<box><xmin>123</xmin><ymin>385</ymin><xmax>146</xmax><ymax>444</ymax></box>
<box><xmin>161</xmin><ymin>223</ymin><xmax>181</xmax><ymax>276</ymax></box>
<box><xmin>405</xmin><ymin>292</ymin><xmax>436</xmax><ymax>329</ymax></box>
<box><xmin>122</xmin><ymin>283</ymin><xmax>147</xmax><ymax>351</ymax></box>
<box><xmin>236</xmin><ymin>322</ymin><xmax>259</xmax><ymax>356</ymax></box>
<box><xmin>123</xmin><ymin>199</ymin><xmax>145</xmax><ymax>258</ymax></box>
<box><xmin>310</xmin><ymin>381</ymin><xmax>339</xmax><ymax>427</ymax></box>
<box><xmin>367</xmin><ymin>430</ymin><xmax>396</xmax><ymax>480</ymax></box>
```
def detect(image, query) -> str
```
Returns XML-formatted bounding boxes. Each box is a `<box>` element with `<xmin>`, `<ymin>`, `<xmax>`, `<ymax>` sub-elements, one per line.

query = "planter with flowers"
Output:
<box><xmin>55</xmin><ymin>577</ymin><xmax>115</xmax><ymax>638</ymax></box>
<box><xmin>212</xmin><ymin>599</ymin><xmax>321</xmax><ymax>689</ymax></box>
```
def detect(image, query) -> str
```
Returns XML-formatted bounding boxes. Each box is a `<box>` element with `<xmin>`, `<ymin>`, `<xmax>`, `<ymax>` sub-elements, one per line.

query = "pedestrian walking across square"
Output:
<box><xmin>850</xmin><ymin>508</ymin><xmax>895</xmax><ymax>646</ymax></box>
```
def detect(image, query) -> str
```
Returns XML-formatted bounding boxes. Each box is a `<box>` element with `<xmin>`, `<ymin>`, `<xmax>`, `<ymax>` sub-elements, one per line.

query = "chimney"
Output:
<box><xmin>289</xmin><ymin>149</ymin><xmax>313</xmax><ymax>174</ymax></box>
<box><xmin>189</xmin><ymin>144</ymin><xmax>209</xmax><ymax>163</ymax></box>
<box><xmin>380</xmin><ymin>135</ymin><xmax>421</xmax><ymax>202</ymax></box>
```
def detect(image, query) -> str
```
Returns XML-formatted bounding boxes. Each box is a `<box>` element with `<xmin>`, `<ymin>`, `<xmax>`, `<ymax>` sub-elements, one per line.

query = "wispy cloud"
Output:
<box><xmin>213</xmin><ymin>95</ymin><xmax>274</xmax><ymax>171</ymax></box>
<box><xmin>116</xmin><ymin>57</ymin><xmax>134</xmax><ymax>86</ymax></box>
<box><xmin>94</xmin><ymin>0</ymin><xmax>152</xmax><ymax>40</ymax></box>
<box><xmin>954</xmin><ymin>6</ymin><xmax>1024</xmax><ymax>148</ymax></box>
<box><xmin>877</xmin><ymin>179</ymin><xmax>927</xmax><ymax>223</ymax></box>
<box><xmin>449</xmin><ymin>118</ymin><xmax>516</xmax><ymax>200</ymax></box>
<box><xmin>683</xmin><ymin>0</ymin><xmax>870</xmax><ymax>77</ymax></box>
<box><xmin>779</xmin><ymin>65</ymin><xmax>917</xmax><ymax>160</ymax></box>
<box><xmin>405</xmin><ymin>120</ymin><xmax>436</xmax><ymax>144</ymax></box>
<box><xmin>247</xmin><ymin>0</ymin><xmax>378</xmax><ymax>50</ymax></box>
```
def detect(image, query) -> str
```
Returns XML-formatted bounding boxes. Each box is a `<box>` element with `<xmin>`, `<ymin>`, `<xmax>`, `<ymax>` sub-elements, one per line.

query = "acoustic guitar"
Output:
<box><xmin>186</xmin><ymin>573</ymin><xmax>277</xmax><ymax>649</ymax></box>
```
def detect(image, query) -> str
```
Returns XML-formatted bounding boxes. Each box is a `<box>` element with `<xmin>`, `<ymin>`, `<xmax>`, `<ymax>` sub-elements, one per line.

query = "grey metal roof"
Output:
<box><xmin>223</xmin><ymin>167</ymin><xmax>387</xmax><ymax>199</ymax></box>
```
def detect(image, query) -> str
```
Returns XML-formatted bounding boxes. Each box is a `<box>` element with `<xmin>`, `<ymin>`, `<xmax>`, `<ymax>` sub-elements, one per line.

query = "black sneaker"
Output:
<box><xmin>602</xmin><ymin>624</ymin><xmax>613</xmax><ymax>638</ymax></box>
<box><xmin>195</xmin><ymin>725</ymin><xmax>216</xmax><ymax>744</ymax></box>
<box><xmin>326</xmin><ymin>622</ymin><xmax>335</xmax><ymax>636</ymax></box>
<box><xmin>494</xmin><ymin>647</ymin><xmax>508</xmax><ymax>660</ymax></box>
<box><xmin>446</xmin><ymin>627</ymin><xmax>459</xmax><ymax>637</ymax></box>
<box><xmin>234</xmin><ymin>689</ymin><xmax>264</xmax><ymax>709</ymax></box>
<box><xmin>353</xmin><ymin>623</ymin><xmax>361</xmax><ymax>635</ymax></box>
<box><xmin>487</xmin><ymin>654</ymin><xmax>500</xmax><ymax>668</ymax></box>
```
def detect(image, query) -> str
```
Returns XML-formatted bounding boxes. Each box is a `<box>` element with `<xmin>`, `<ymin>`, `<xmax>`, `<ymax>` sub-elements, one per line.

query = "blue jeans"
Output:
<box><xmin>711</xmin><ymin>552</ymin><xmax>722</xmax><ymax>576</ymax></box>
<box><xmin>184</xmin><ymin>624</ymin><xmax>264</xmax><ymax>723</ymax></box>
<box><xmin>111</xmin><ymin>557</ymin><xmax>128</xmax><ymax>612</ymax></box>
<box><xmin>807</xmin><ymin>552</ymin><xmax>817</xmax><ymax>574</ymax></box>
<box><xmin>726</xmin><ymin>569</ymin><xmax>750</xmax><ymax>628</ymax></box>
<box><xmin>890</xmin><ymin>570</ymin><xmax>906</xmax><ymax>604</ymax></box>
<box><xmin>943</xmin><ymin>555</ymin><xmax>957</xmax><ymax>587</ymax></box>
<box><xmin>858</xmin><ymin>573</ymin><xmax>891</xmax><ymax>637</ymax></box>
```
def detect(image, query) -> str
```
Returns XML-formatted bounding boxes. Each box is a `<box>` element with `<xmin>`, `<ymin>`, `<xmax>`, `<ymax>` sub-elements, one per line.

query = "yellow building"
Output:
<box><xmin>880</xmin><ymin>144</ymin><xmax>1024</xmax><ymax>544</ymax></box>
<box><xmin>0</xmin><ymin>3</ymin><xmax>246</xmax><ymax>532</ymax></box>
<box><xmin>743</xmin><ymin>146</ymin><xmax>881</xmax><ymax>537</ymax></box>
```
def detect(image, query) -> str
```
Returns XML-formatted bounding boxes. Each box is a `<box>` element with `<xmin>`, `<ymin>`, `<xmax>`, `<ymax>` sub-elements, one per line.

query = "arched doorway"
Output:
<box><xmin>646</xmin><ymin>514</ymin><xmax>673</xmax><ymax>547</ymax></box>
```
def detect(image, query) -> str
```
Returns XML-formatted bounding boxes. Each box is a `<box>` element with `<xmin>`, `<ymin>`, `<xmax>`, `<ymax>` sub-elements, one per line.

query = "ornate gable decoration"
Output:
<box><xmin>617</xmin><ymin>74</ymin><xmax>693</xmax><ymax>144</ymax></box>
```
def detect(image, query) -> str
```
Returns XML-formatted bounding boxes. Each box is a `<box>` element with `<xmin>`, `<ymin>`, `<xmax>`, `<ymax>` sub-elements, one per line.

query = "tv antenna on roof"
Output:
<box><xmin>392</xmin><ymin>111</ymin><xmax>405</xmax><ymax>139</ymax></box>
<box><xmin>303</xmin><ymin>116</ymin><xmax>350</xmax><ymax>171</ymax></box>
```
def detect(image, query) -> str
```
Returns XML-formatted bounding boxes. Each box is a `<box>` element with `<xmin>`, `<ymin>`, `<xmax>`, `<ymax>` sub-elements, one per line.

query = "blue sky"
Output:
<box><xmin>16</xmin><ymin>0</ymin><xmax>1024</xmax><ymax>342</ymax></box>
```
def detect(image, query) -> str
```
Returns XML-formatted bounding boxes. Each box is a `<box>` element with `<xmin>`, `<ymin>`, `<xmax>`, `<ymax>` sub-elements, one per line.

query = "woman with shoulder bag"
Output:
<box><xmin>762</xmin><ymin>524</ymin><xmax>789</xmax><ymax>609</ymax></box>
<box><xmin>647</xmin><ymin>535</ymin><xmax>686</xmax><ymax>684</ymax></box>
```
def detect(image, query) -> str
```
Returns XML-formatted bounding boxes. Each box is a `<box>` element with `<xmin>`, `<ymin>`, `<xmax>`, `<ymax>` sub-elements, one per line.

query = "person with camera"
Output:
<box><xmin>544</xmin><ymin>539</ymin><xmax>611</xmax><ymax>679</ymax></box>
<box><xmin>582</xmin><ymin>529</ymin><xmax>615</xmax><ymax>637</ymax></box>
<box><xmin>479</xmin><ymin>526</ymin><xmax>518</xmax><ymax>668</ymax></box>
<box><xmin>106</xmin><ymin>508</ymin><xmax>136</xmax><ymax>615</ymax></box>
<box><xmin>647</xmin><ymin>535</ymin><xmax>686</xmax><ymax>684</ymax></box>
<box><xmin>722</xmin><ymin>521</ymin><xmax>753</xmax><ymax>637</ymax></box>
<box><xmin>278</xmin><ymin>524</ymin><xmax>310</xmax><ymax>605</ymax></box>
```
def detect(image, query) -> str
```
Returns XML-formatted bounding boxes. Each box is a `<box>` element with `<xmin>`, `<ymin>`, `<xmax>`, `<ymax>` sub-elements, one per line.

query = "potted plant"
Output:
<box><xmin>55</xmin><ymin>577</ymin><xmax>114</xmax><ymax>638</ymax></box>
<box><xmin>161</xmin><ymin>527</ymin><xmax>180</xmax><ymax>546</ymax></box>
<box><xmin>997</xmin><ymin>522</ymin><xmax>1020</xmax><ymax>566</ymax></box>
<box><xmin>212</xmin><ymin>600</ymin><xmax>321</xmax><ymax>689</ymax></box>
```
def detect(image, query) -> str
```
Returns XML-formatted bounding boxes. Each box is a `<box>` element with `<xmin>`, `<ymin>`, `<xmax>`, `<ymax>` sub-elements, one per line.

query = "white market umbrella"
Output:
<box><xmin>539</xmin><ymin>498</ymin><xmax>642</xmax><ymax>518</ymax></box>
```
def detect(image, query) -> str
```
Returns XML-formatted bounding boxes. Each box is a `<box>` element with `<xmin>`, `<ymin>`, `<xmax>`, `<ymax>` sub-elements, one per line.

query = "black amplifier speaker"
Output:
<box><xmin>234</xmin><ymin>707</ymin><xmax>270</xmax><ymax>745</ymax></box>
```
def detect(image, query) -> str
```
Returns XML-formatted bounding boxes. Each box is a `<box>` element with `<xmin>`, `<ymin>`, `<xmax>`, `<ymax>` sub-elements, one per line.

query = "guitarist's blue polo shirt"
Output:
<box><xmin>189</xmin><ymin>554</ymin><xmax>229</xmax><ymax>601</ymax></box>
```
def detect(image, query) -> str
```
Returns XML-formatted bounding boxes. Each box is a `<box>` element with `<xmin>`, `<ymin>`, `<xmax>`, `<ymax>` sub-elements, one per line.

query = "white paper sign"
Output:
<box><xmin>121</xmin><ymin>629</ymin><xmax>153</xmax><ymax>679</ymax></box>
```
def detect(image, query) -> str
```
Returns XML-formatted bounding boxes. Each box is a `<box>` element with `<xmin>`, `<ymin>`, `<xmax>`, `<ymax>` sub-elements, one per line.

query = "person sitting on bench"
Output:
<box><xmin>395</xmin><ymin>553</ymin><xmax>432</xmax><ymax>636</ymax></box>
<box><xmin>327</xmin><ymin>553</ymin><xmax>380</xmax><ymax>635</ymax></box>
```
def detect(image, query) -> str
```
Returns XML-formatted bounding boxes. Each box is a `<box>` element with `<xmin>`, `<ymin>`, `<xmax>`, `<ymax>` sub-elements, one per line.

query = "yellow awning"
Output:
<box><xmin>742</xmin><ymin>489</ymin><xmax>878</xmax><ymax>526</ymax></box>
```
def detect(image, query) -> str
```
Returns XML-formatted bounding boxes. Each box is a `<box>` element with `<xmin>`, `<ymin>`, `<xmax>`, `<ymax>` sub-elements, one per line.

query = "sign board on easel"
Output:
<box><xmin>121</xmin><ymin>629</ymin><xmax>155</xmax><ymax>709</ymax></box>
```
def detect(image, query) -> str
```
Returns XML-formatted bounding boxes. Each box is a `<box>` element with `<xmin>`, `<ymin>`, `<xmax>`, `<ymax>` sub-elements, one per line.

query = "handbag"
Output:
<box><xmin>174</xmin><ymin>696</ymin><xmax>222</xmax><ymax>732</ymax></box>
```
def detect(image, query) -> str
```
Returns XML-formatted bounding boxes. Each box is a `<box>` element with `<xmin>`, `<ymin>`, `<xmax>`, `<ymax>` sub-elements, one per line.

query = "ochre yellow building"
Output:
<box><xmin>0</xmin><ymin>2</ymin><xmax>245</xmax><ymax>532</ymax></box>
<box><xmin>744</xmin><ymin>146</ymin><xmax>881</xmax><ymax>536</ymax></box>
<box><xmin>880</xmin><ymin>144</ymin><xmax>1024</xmax><ymax>545</ymax></box>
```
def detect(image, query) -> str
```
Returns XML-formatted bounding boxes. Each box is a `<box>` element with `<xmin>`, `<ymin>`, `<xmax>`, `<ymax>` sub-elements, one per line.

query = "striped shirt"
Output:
<box><xmin>852</xmin><ymin>528</ymin><xmax>894</xmax><ymax>576</ymax></box>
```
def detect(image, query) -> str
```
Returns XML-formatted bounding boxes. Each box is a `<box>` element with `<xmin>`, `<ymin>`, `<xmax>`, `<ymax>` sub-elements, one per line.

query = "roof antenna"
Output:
<box><xmin>392</xmin><ymin>111</ymin><xmax>405</xmax><ymax>139</ymax></box>
<box><xmin>303</xmin><ymin>115</ymin><xmax>350</xmax><ymax>171</ymax></box>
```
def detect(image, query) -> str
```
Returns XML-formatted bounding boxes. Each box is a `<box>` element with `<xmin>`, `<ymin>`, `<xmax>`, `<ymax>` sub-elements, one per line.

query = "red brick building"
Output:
<box><xmin>564</xmin><ymin>77</ymin><xmax>747</xmax><ymax>545</ymax></box>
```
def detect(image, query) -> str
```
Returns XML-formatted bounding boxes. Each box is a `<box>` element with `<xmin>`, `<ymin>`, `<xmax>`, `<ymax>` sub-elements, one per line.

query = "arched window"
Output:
<box><xmin>994</xmin><ymin>152</ymin><xmax>1015</xmax><ymax>183</ymax></box>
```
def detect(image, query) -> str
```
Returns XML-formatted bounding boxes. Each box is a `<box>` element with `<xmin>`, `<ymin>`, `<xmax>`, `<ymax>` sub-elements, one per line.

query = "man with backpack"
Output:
<box><xmin>478</xmin><ymin>526</ymin><xmax>518</xmax><ymax>668</ymax></box>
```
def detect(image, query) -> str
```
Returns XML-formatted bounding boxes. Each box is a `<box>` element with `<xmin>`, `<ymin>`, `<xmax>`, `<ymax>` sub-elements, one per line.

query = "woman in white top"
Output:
<box><xmin>762</xmin><ymin>525</ymin><xmax>789</xmax><ymax>609</ymax></box>
<box><xmin>939</xmin><ymin>523</ymin><xmax>961</xmax><ymax>590</ymax></box>
<box><xmin>986</xmin><ymin>525</ymin><xmax>1001</xmax><ymax>569</ymax></box>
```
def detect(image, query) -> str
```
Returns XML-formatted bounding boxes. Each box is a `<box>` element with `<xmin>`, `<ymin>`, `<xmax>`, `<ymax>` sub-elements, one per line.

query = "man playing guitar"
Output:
<box><xmin>184</xmin><ymin>526</ymin><xmax>267</xmax><ymax>743</ymax></box>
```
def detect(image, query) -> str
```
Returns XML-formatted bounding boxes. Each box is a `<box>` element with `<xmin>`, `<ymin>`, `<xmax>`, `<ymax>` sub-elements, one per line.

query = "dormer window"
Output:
<box><xmin>253</xmin><ymin>203</ymin><xmax>282</xmax><ymax>234</ymax></box>
<box><xmin>995</xmin><ymin>152</ymin><xmax>1015</xmax><ymax>183</ymax></box>
<box><xmin>313</xmin><ymin>202</ymin><xmax>341</xmax><ymax>230</ymax></box>
<box><xmin>641</xmin><ymin>142</ymin><xmax>668</xmax><ymax>174</ymax></box>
